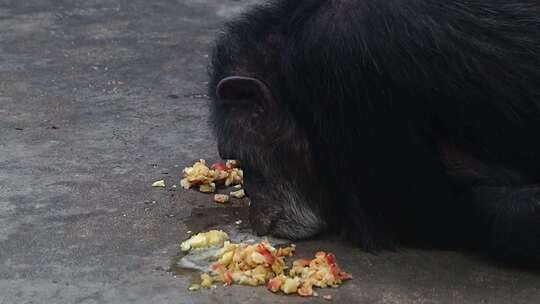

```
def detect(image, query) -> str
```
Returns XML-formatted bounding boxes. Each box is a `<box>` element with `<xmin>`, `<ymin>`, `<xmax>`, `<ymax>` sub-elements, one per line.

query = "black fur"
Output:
<box><xmin>208</xmin><ymin>0</ymin><xmax>540</xmax><ymax>261</ymax></box>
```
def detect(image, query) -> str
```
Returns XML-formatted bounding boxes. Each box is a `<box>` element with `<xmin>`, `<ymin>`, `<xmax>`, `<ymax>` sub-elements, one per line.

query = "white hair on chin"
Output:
<box><xmin>272</xmin><ymin>182</ymin><xmax>326</xmax><ymax>239</ymax></box>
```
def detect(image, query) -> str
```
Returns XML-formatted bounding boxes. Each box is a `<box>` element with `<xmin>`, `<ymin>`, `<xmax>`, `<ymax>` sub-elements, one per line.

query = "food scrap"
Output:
<box><xmin>270</xmin><ymin>251</ymin><xmax>352</xmax><ymax>297</ymax></box>
<box><xmin>180</xmin><ymin>230</ymin><xmax>229</xmax><ymax>252</ymax></box>
<box><xmin>229</xmin><ymin>189</ymin><xmax>245</xmax><ymax>199</ymax></box>
<box><xmin>213</xmin><ymin>194</ymin><xmax>230</xmax><ymax>204</ymax></box>
<box><xmin>182</xmin><ymin>235</ymin><xmax>351</xmax><ymax>297</ymax></box>
<box><xmin>151</xmin><ymin>179</ymin><xmax>166</xmax><ymax>187</ymax></box>
<box><xmin>194</xmin><ymin>240</ymin><xmax>295</xmax><ymax>288</ymax></box>
<box><xmin>180</xmin><ymin>159</ymin><xmax>243</xmax><ymax>193</ymax></box>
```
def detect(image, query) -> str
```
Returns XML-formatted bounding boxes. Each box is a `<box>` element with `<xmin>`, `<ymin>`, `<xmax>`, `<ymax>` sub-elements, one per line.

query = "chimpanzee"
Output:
<box><xmin>207</xmin><ymin>0</ymin><xmax>540</xmax><ymax>261</ymax></box>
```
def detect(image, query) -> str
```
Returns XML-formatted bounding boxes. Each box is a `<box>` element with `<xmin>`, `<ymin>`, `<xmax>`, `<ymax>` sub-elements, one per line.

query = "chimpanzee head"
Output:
<box><xmin>207</xmin><ymin>7</ymin><xmax>328</xmax><ymax>240</ymax></box>
<box><xmin>208</xmin><ymin>72</ymin><xmax>327</xmax><ymax>240</ymax></box>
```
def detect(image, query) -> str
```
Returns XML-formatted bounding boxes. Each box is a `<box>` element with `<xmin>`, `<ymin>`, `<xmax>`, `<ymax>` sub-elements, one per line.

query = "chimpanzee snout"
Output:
<box><xmin>248</xmin><ymin>205</ymin><xmax>273</xmax><ymax>236</ymax></box>
<box><xmin>241</xmin><ymin>178</ymin><xmax>279</xmax><ymax>236</ymax></box>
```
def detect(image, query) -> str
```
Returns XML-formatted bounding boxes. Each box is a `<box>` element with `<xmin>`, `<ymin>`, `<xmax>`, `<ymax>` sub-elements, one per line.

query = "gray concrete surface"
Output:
<box><xmin>0</xmin><ymin>1</ymin><xmax>539</xmax><ymax>303</ymax></box>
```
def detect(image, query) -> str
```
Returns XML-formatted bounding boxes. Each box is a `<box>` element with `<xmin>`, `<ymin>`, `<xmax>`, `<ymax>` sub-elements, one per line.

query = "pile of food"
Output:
<box><xmin>267</xmin><ymin>251</ymin><xmax>352</xmax><ymax>297</ymax></box>
<box><xmin>180</xmin><ymin>230</ymin><xmax>230</xmax><ymax>252</ymax></box>
<box><xmin>173</xmin><ymin>160</ymin><xmax>351</xmax><ymax>298</ymax></box>
<box><xmin>180</xmin><ymin>159</ymin><xmax>245</xmax><ymax>202</ymax></box>
<box><xmin>181</xmin><ymin>231</ymin><xmax>352</xmax><ymax>298</ymax></box>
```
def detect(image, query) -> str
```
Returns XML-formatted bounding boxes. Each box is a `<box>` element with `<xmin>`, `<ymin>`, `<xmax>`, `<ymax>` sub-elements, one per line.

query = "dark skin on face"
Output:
<box><xmin>208</xmin><ymin>0</ymin><xmax>540</xmax><ymax>263</ymax></box>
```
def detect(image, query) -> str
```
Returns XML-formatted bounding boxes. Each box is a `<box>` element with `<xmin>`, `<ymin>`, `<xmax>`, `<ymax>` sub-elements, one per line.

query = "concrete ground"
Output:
<box><xmin>0</xmin><ymin>0</ymin><xmax>539</xmax><ymax>303</ymax></box>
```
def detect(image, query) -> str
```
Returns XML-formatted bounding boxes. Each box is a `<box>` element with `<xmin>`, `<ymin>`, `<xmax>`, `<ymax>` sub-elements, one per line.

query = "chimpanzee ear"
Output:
<box><xmin>216</xmin><ymin>76</ymin><xmax>274</xmax><ymax>108</ymax></box>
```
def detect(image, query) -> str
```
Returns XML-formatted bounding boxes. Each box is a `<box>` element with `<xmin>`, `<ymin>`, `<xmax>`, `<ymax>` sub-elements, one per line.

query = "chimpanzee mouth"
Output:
<box><xmin>249</xmin><ymin>207</ymin><xmax>278</xmax><ymax>236</ymax></box>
